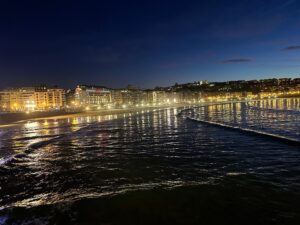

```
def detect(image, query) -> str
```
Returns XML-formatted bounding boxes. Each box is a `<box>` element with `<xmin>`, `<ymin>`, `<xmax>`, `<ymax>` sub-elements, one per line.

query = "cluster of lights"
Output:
<box><xmin>3</xmin><ymin>88</ymin><xmax>299</xmax><ymax>113</ymax></box>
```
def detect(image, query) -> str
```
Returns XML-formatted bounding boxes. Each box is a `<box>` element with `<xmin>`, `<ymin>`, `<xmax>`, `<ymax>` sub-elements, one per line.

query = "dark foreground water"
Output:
<box><xmin>0</xmin><ymin>100</ymin><xmax>300</xmax><ymax>225</ymax></box>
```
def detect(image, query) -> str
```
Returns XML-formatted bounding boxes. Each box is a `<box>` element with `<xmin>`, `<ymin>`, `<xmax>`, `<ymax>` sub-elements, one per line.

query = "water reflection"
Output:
<box><xmin>251</xmin><ymin>98</ymin><xmax>300</xmax><ymax>111</ymax></box>
<box><xmin>0</xmin><ymin>114</ymin><xmax>118</xmax><ymax>163</ymax></box>
<box><xmin>192</xmin><ymin>98</ymin><xmax>300</xmax><ymax>141</ymax></box>
<box><xmin>0</xmin><ymin>105</ymin><xmax>299</xmax><ymax>212</ymax></box>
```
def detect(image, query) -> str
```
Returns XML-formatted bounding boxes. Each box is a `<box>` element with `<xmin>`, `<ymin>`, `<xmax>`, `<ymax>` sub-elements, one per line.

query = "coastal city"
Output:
<box><xmin>1</xmin><ymin>77</ymin><xmax>299</xmax><ymax>113</ymax></box>
<box><xmin>2</xmin><ymin>1</ymin><xmax>300</xmax><ymax>224</ymax></box>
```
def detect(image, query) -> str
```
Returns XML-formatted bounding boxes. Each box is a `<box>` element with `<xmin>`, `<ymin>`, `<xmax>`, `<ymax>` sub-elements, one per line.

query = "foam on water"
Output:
<box><xmin>186</xmin><ymin>116</ymin><xmax>300</xmax><ymax>146</ymax></box>
<box><xmin>0</xmin><ymin>103</ymin><xmax>300</xmax><ymax>224</ymax></box>
<box><xmin>178</xmin><ymin>99</ymin><xmax>300</xmax><ymax>144</ymax></box>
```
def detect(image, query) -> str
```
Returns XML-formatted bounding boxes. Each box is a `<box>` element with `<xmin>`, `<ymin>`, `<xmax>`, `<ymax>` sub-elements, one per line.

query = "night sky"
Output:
<box><xmin>1</xmin><ymin>0</ymin><xmax>300</xmax><ymax>89</ymax></box>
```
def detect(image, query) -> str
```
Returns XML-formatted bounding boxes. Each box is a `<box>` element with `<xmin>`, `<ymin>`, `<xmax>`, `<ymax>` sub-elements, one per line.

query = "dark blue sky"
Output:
<box><xmin>1</xmin><ymin>0</ymin><xmax>300</xmax><ymax>88</ymax></box>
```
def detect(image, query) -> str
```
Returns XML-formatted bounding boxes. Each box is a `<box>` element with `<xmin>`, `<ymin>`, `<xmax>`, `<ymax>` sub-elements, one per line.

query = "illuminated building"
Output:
<box><xmin>74</xmin><ymin>85</ymin><xmax>112</xmax><ymax>108</ymax></box>
<box><xmin>1</xmin><ymin>78</ymin><xmax>300</xmax><ymax>112</ymax></box>
<box><xmin>0</xmin><ymin>88</ymin><xmax>36</xmax><ymax>112</ymax></box>
<box><xmin>147</xmin><ymin>91</ymin><xmax>167</xmax><ymax>104</ymax></box>
<box><xmin>0</xmin><ymin>86</ymin><xmax>65</xmax><ymax>112</ymax></box>
<box><xmin>112</xmin><ymin>88</ymin><xmax>147</xmax><ymax>108</ymax></box>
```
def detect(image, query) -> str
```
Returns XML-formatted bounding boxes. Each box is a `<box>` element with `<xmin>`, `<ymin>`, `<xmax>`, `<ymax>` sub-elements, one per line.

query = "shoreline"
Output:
<box><xmin>0</xmin><ymin>105</ymin><xmax>184</xmax><ymax>127</ymax></box>
<box><xmin>0</xmin><ymin>97</ymin><xmax>298</xmax><ymax>127</ymax></box>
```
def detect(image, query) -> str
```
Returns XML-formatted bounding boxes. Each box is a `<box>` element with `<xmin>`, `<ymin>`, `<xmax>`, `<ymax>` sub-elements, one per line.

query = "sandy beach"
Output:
<box><xmin>0</xmin><ymin>105</ymin><xmax>184</xmax><ymax>127</ymax></box>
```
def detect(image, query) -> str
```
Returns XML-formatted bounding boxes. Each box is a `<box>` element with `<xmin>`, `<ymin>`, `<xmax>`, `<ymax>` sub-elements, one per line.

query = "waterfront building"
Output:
<box><xmin>112</xmin><ymin>89</ymin><xmax>148</xmax><ymax>108</ymax></box>
<box><xmin>147</xmin><ymin>91</ymin><xmax>167</xmax><ymax>104</ymax></box>
<box><xmin>74</xmin><ymin>85</ymin><xmax>112</xmax><ymax>108</ymax></box>
<box><xmin>45</xmin><ymin>88</ymin><xmax>66</xmax><ymax>110</ymax></box>
<box><xmin>0</xmin><ymin>86</ymin><xmax>65</xmax><ymax>112</ymax></box>
<box><xmin>0</xmin><ymin>87</ymin><xmax>35</xmax><ymax>112</ymax></box>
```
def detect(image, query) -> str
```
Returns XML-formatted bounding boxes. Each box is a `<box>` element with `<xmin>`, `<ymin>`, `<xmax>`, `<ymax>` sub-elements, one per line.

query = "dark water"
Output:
<box><xmin>0</xmin><ymin>101</ymin><xmax>300</xmax><ymax>225</ymax></box>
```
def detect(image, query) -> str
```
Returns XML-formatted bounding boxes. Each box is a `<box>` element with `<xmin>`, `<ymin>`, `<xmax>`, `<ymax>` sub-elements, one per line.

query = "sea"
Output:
<box><xmin>0</xmin><ymin>98</ymin><xmax>299</xmax><ymax>225</ymax></box>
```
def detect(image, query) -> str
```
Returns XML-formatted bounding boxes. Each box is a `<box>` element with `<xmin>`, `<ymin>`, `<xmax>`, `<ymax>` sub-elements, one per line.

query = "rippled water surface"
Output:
<box><xmin>0</xmin><ymin>101</ymin><xmax>300</xmax><ymax>225</ymax></box>
<box><xmin>191</xmin><ymin>98</ymin><xmax>300</xmax><ymax>141</ymax></box>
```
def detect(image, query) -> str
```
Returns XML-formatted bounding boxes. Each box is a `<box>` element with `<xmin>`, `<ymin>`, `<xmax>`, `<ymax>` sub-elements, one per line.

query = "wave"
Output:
<box><xmin>0</xmin><ymin>157</ymin><xmax>14</xmax><ymax>165</ymax></box>
<box><xmin>0</xmin><ymin>123</ymin><xmax>102</xmax><ymax>167</ymax></box>
<box><xmin>25</xmin><ymin>136</ymin><xmax>64</xmax><ymax>152</ymax></box>
<box><xmin>186</xmin><ymin>117</ymin><xmax>300</xmax><ymax>146</ymax></box>
<box><xmin>12</xmin><ymin>134</ymin><xmax>61</xmax><ymax>141</ymax></box>
<box><xmin>0</xmin><ymin>115</ymin><xmax>126</xmax><ymax>167</ymax></box>
<box><xmin>25</xmin><ymin>123</ymin><xmax>100</xmax><ymax>152</ymax></box>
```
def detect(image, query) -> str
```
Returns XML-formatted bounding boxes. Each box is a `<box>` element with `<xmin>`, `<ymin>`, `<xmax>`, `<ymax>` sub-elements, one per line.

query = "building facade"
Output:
<box><xmin>0</xmin><ymin>87</ymin><xmax>65</xmax><ymax>112</ymax></box>
<box><xmin>74</xmin><ymin>85</ymin><xmax>112</xmax><ymax>108</ymax></box>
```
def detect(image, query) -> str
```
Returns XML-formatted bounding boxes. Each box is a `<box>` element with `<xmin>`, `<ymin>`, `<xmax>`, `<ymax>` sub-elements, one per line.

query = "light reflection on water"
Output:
<box><xmin>252</xmin><ymin>98</ymin><xmax>300</xmax><ymax>111</ymax></box>
<box><xmin>0</xmin><ymin>103</ymin><xmax>299</xmax><ymax>216</ymax></box>
<box><xmin>0</xmin><ymin>113</ymin><xmax>133</xmax><ymax>162</ymax></box>
<box><xmin>192</xmin><ymin>98</ymin><xmax>300</xmax><ymax>141</ymax></box>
